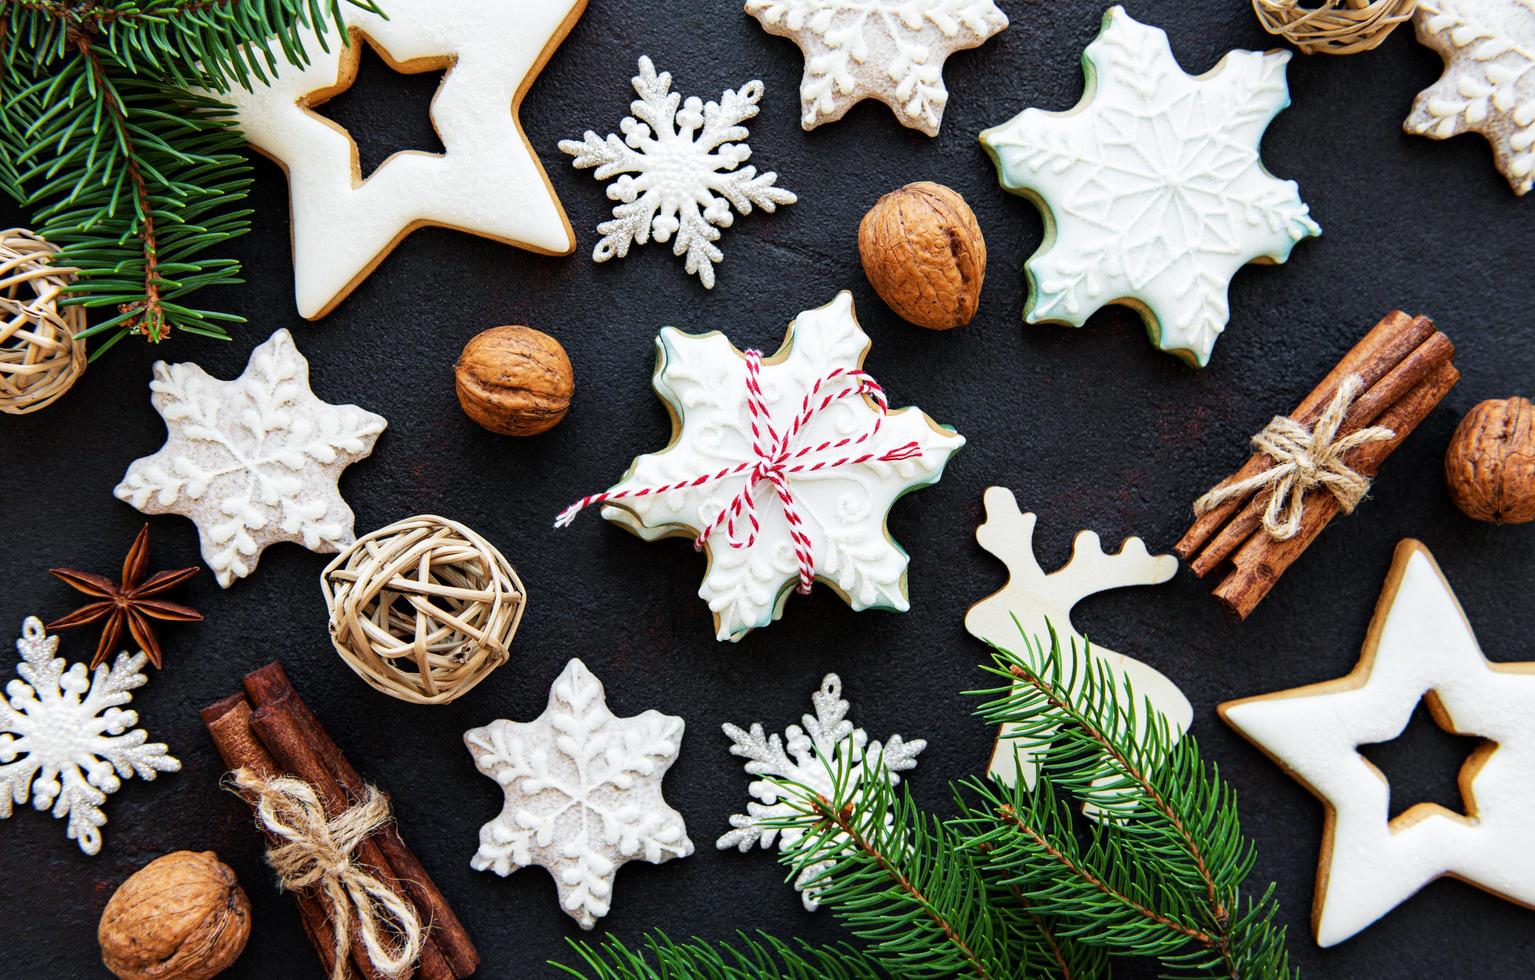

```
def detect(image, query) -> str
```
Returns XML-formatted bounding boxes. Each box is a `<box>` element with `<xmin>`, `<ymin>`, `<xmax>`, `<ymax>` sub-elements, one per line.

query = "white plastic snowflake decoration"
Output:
<box><xmin>115</xmin><ymin>329</ymin><xmax>387</xmax><ymax>587</ymax></box>
<box><xmin>464</xmin><ymin>659</ymin><xmax>693</xmax><ymax>930</ymax></box>
<box><xmin>979</xmin><ymin>6</ymin><xmax>1320</xmax><ymax>368</ymax></box>
<box><xmin>559</xmin><ymin>56</ymin><xmax>796</xmax><ymax>289</ymax></box>
<box><xmin>1406</xmin><ymin>0</ymin><xmax>1535</xmax><ymax>195</ymax></box>
<box><xmin>717</xmin><ymin>673</ymin><xmax>925</xmax><ymax>910</ymax></box>
<box><xmin>746</xmin><ymin>0</ymin><xmax>1009</xmax><ymax>136</ymax></box>
<box><xmin>0</xmin><ymin>618</ymin><xmax>180</xmax><ymax>856</ymax></box>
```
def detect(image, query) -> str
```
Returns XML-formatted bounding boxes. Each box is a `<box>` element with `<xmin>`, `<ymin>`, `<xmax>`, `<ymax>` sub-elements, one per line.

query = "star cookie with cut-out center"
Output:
<box><xmin>1221</xmin><ymin>540</ymin><xmax>1535</xmax><ymax>947</ymax></box>
<box><xmin>211</xmin><ymin>0</ymin><xmax>585</xmax><ymax>318</ymax></box>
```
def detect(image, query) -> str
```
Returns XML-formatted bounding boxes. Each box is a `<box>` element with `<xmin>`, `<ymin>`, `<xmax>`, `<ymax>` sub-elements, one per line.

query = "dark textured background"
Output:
<box><xmin>3</xmin><ymin>0</ymin><xmax>1535</xmax><ymax>976</ymax></box>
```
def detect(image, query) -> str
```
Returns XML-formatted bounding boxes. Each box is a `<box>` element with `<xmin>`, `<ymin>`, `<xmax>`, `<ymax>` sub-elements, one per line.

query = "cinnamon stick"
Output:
<box><xmin>244</xmin><ymin>664</ymin><xmax>480</xmax><ymax>978</ymax></box>
<box><xmin>1213</xmin><ymin>360</ymin><xmax>1460</xmax><ymax>617</ymax></box>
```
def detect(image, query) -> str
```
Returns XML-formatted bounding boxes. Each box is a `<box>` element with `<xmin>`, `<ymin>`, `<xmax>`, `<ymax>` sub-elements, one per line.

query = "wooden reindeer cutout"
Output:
<box><xmin>965</xmin><ymin>486</ymin><xmax>1192</xmax><ymax>788</ymax></box>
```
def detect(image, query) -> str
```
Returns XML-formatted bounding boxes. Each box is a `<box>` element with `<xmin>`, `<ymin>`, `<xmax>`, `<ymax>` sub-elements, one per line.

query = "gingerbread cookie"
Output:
<box><xmin>1221</xmin><ymin>540</ymin><xmax>1535</xmax><ymax>946</ymax></box>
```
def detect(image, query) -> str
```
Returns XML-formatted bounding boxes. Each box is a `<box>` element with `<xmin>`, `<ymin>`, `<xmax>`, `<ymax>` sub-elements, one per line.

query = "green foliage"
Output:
<box><xmin>0</xmin><ymin>0</ymin><xmax>377</xmax><ymax>352</ymax></box>
<box><xmin>553</xmin><ymin>931</ymin><xmax>888</xmax><ymax>980</ymax></box>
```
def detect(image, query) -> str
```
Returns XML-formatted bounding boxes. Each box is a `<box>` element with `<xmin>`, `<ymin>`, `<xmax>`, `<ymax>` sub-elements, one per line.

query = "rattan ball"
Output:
<box><xmin>321</xmin><ymin>515</ymin><xmax>527</xmax><ymax>705</ymax></box>
<box><xmin>1252</xmin><ymin>0</ymin><xmax>1416</xmax><ymax>55</ymax></box>
<box><xmin>0</xmin><ymin>228</ymin><xmax>86</xmax><ymax>415</ymax></box>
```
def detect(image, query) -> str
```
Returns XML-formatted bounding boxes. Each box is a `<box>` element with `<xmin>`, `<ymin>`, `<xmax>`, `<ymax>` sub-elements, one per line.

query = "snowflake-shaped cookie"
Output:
<box><xmin>1406</xmin><ymin>0</ymin><xmax>1535</xmax><ymax>196</ymax></box>
<box><xmin>979</xmin><ymin>6</ymin><xmax>1321</xmax><ymax>368</ymax></box>
<box><xmin>559</xmin><ymin>56</ymin><xmax>796</xmax><ymax>289</ymax></box>
<box><xmin>0</xmin><ymin>618</ymin><xmax>180</xmax><ymax>856</ymax></box>
<box><xmin>114</xmin><ymin>329</ymin><xmax>387</xmax><ymax>588</ymax></box>
<box><xmin>557</xmin><ymin>291</ymin><xmax>965</xmax><ymax>642</ymax></box>
<box><xmin>746</xmin><ymin>0</ymin><xmax>1008</xmax><ymax>135</ymax></box>
<box><xmin>717</xmin><ymin>673</ymin><xmax>924</xmax><ymax>909</ymax></box>
<box><xmin>464</xmin><ymin>659</ymin><xmax>692</xmax><ymax>930</ymax></box>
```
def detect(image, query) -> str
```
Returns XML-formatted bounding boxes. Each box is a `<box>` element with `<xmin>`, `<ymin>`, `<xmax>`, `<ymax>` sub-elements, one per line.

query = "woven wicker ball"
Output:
<box><xmin>321</xmin><ymin>515</ymin><xmax>527</xmax><ymax>705</ymax></box>
<box><xmin>0</xmin><ymin>228</ymin><xmax>86</xmax><ymax>415</ymax></box>
<box><xmin>1252</xmin><ymin>0</ymin><xmax>1416</xmax><ymax>55</ymax></box>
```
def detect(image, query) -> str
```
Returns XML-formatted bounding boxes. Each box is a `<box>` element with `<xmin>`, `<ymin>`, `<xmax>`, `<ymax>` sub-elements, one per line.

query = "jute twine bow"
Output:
<box><xmin>1194</xmin><ymin>375</ymin><xmax>1396</xmax><ymax>541</ymax></box>
<box><xmin>1252</xmin><ymin>0</ymin><xmax>1416</xmax><ymax>56</ymax></box>
<box><xmin>230</xmin><ymin>769</ymin><xmax>424</xmax><ymax>980</ymax></box>
<box><xmin>556</xmin><ymin>351</ymin><xmax>921</xmax><ymax>594</ymax></box>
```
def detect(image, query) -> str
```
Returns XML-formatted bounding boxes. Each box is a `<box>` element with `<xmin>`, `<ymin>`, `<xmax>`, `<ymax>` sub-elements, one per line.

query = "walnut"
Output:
<box><xmin>858</xmin><ymin>181</ymin><xmax>986</xmax><ymax>330</ymax></box>
<box><xmin>455</xmin><ymin>325</ymin><xmax>574</xmax><ymax>436</ymax></box>
<box><xmin>1445</xmin><ymin>396</ymin><xmax>1535</xmax><ymax>524</ymax></box>
<box><xmin>98</xmin><ymin>851</ymin><xmax>251</xmax><ymax>980</ymax></box>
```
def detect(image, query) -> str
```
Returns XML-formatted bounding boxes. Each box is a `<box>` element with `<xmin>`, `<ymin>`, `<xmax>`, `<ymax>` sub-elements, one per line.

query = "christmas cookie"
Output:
<box><xmin>979</xmin><ymin>6</ymin><xmax>1320</xmax><ymax>367</ymax></box>
<box><xmin>1220</xmin><ymin>540</ymin><xmax>1535</xmax><ymax>946</ymax></box>
<box><xmin>745</xmin><ymin>0</ymin><xmax>1009</xmax><ymax>136</ymax></box>
<box><xmin>1405</xmin><ymin>0</ymin><xmax>1535</xmax><ymax>196</ymax></box>
<box><xmin>464</xmin><ymin>659</ymin><xmax>692</xmax><ymax>929</ymax></box>
<box><xmin>208</xmin><ymin>0</ymin><xmax>585</xmax><ymax>319</ymax></box>
<box><xmin>555</xmin><ymin>291</ymin><xmax>965</xmax><ymax>642</ymax></box>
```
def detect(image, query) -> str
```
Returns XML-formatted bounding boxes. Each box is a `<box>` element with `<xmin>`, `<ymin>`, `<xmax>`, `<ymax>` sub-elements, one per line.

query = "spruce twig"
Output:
<box><xmin>552</xmin><ymin>931</ymin><xmax>888</xmax><ymax>980</ymax></box>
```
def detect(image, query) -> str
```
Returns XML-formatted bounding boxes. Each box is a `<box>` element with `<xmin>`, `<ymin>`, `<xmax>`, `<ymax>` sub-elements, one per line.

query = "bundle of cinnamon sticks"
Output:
<box><xmin>203</xmin><ymin>664</ymin><xmax>479</xmax><ymax>980</ymax></box>
<box><xmin>1176</xmin><ymin>311</ymin><xmax>1458</xmax><ymax>618</ymax></box>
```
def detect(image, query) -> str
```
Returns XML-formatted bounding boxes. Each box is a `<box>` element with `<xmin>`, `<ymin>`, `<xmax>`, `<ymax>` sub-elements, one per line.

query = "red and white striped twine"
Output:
<box><xmin>554</xmin><ymin>350</ymin><xmax>922</xmax><ymax>594</ymax></box>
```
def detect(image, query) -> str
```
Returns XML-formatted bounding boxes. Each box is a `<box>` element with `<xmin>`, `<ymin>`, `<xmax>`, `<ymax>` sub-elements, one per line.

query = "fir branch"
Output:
<box><xmin>555</xmin><ymin>931</ymin><xmax>888</xmax><ymax>980</ymax></box>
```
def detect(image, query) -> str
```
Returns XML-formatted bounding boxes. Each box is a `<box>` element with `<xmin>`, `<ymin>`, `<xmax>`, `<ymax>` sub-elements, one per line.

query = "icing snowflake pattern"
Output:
<box><xmin>979</xmin><ymin>6</ymin><xmax>1320</xmax><ymax>367</ymax></box>
<box><xmin>717</xmin><ymin>673</ymin><xmax>925</xmax><ymax>909</ymax></box>
<box><xmin>588</xmin><ymin>291</ymin><xmax>965</xmax><ymax>642</ymax></box>
<box><xmin>745</xmin><ymin>0</ymin><xmax>1008</xmax><ymax>135</ymax></box>
<box><xmin>560</xmin><ymin>56</ymin><xmax>796</xmax><ymax>288</ymax></box>
<box><xmin>1406</xmin><ymin>0</ymin><xmax>1535</xmax><ymax>195</ymax></box>
<box><xmin>114</xmin><ymin>329</ymin><xmax>387</xmax><ymax>587</ymax></box>
<box><xmin>0</xmin><ymin>618</ymin><xmax>180</xmax><ymax>856</ymax></box>
<box><xmin>464</xmin><ymin>659</ymin><xmax>692</xmax><ymax>930</ymax></box>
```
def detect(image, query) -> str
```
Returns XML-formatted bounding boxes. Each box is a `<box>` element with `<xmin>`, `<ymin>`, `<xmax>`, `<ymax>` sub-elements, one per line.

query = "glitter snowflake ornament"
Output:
<box><xmin>115</xmin><ymin>329</ymin><xmax>387</xmax><ymax>588</ymax></box>
<box><xmin>1405</xmin><ymin>0</ymin><xmax>1535</xmax><ymax>196</ymax></box>
<box><xmin>555</xmin><ymin>291</ymin><xmax>965</xmax><ymax>642</ymax></box>
<box><xmin>0</xmin><ymin>618</ymin><xmax>180</xmax><ymax>856</ymax></box>
<box><xmin>745</xmin><ymin>0</ymin><xmax>1009</xmax><ymax>136</ymax></box>
<box><xmin>559</xmin><ymin>56</ymin><xmax>797</xmax><ymax>288</ymax></box>
<box><xmin>464</xmin><ymin>659</ymin><xmax>693</xmax><ymax>930</ymax></box>
<box><xmin>717</xmin><ymin>673</ymin><xmax>925</xmax><ymax>909</ymax></box>
<box><xmin>979</xmin><ymin>6</ymin><xmax>1321</xmax><ymax>368</ymax></box>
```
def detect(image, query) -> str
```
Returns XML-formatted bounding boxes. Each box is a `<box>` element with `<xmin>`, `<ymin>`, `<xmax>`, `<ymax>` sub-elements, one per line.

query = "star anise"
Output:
<box><xmin>48</xmin><ymin>524</ymin><xmax>203</xmax><ymax>669</ymax></box>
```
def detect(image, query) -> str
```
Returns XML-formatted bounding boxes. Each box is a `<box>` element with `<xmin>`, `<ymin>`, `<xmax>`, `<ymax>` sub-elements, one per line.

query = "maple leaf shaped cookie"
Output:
<box><xmin>980</xmin><ymin>6</ymin><xmax>1320</xmax><ymax>367</ymax></box>
<box><xmin>746</xmin><ymin>0</ymin><xmax>1008</xmax><ymax>136</ymax></box>
<box><xmin>1405</xmin><ymin>0</ymin><xmax>1535</xmax><ymax>196</ymax></box>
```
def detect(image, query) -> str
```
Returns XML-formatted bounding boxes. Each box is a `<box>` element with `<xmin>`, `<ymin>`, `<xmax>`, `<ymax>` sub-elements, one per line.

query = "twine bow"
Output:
<box><xmin>1194</xmin><ymin>375</ymin><xmax>1395</xmax><ymax>541</ymax></box>
<box><xmin>555</xmin><ymin>351</ymin><xmax>921</xmax><ymax>593</ymax></box>
<box><xmin>229</xmin><ymin>769</ymin><xmax>424</xmax><ymax>980</ymax></box>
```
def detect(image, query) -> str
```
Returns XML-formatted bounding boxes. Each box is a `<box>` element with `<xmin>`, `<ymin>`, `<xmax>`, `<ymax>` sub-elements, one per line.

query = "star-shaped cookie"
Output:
<box><xmin>1220</xmin><ymin>540</ymin><xmax>1535</xmax><ymax>947</ymax></box>
<box><xmin>1405</xmin><ymin>0</ymin><xmax>1535</xmax><ymax>196</ymax></box>
<box><xmin>464</xmin><ymin>659</ymin><xmax>692</xmax><ymax>929</ymax></box>
<box><xmin>115</xmin><ymin>329</ymin><xmax>387</xmax><ymax>587</ymax></box>
<box><xmin>979</xmin><ymin>6</ymin><xmax>1320</xmax><ymax>367</ymax></box>
<box><xmin>745</xmin><ymin>0</ymin><xmax>1008</xmax><ymax>136</ymax></box>
<box><xmin>211</xmin><ymin>0</ymin><xmax>585</xmax><ymax>318</ymax></box>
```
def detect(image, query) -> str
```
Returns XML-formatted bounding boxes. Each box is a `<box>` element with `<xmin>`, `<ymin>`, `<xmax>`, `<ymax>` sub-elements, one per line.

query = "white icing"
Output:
<box><xmin>964</xmin><ymin>487</ymin><xmax>1189</xmax><ymax>792</ymax></box>
<box><xmin>596</xmin><ymin>291</ymin><xmax>965</xmax><ymax>641</ymax></box>
<box><xmin>744</xmin><ymin>0</ymin><xmax>1008</xmax><ymax>136</ymax></box>
<box><xmin>464</xmin><ymin>659</ymin><xmax>692</xmax><ymax>930</ymax></box>
<box><xmin>114</xmin><ymin>329</ymin><xmax>387</xmax><ymax>587</ymax></box>
<box><xmin>979</xmin><ymin>6</ymin><xmax>1320</xmax><ymax>367</ymax></box>
<box><xmin>1221</xmin><ymin>542</ymin><xmax>1535</xmax><ymax>947</ymax></box>
<box><xmin>208</xmin><ymin>0</ymin><xmax>582</xmax><ymax>318</ymax></box>
<box><xmin>1405</xmin><ymin>0</ymin><xmax>1535</xmax><ymax>195</ymax></box>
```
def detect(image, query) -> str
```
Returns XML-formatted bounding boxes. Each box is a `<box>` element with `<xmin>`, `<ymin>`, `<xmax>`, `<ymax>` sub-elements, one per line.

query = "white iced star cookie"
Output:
<box><xmin>1405</xmin><ymin>0</ymin><xmax>1535</xmax><ymax>196</ymax></box>
<box><xmin>464</xmin><ymin>659</ymin><xmax>692</xmax><ymax>930</ymax></box>
<box><xmin>555</xmin><ymin>291</ymin><xmax>965</xmax><ymax>642</ymax></box>
<box><xmin>745</xmin><ymin>0</ymin><xmax>1008</xmax><ymax>136</ymax></box>
<box><xmin>1220</xmin><ymin>540</ymin><xmax>1535</xmax><ymax>947</ymax></box>
<box><xmin>979</xmin><ymin>6</ymin><xmax>1321</xmax><ymax>368</ymax></box>
<box><xmin>210</xmin><ymin>0</ymin><xmax>585</xmax><ymax>319</ymax></box>
<box><xmin>115</xmin><ymin>329</ymin><xmax>387</xmax><ymax>587</ymax></box>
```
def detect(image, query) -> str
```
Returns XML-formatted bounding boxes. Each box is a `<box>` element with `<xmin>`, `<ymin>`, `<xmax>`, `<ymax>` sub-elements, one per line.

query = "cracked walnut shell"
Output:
<box><xmin>1445</xmin><ymin>397</ymin><xmax>1535</xmax><ymax>524</ymax></box>
<box><xmin>98</xmin><ymin>850</ymin><xmax>251</xmax><ymax>980</ymax></box>
<box><xmin>455</xmin><ymin>325</ymin><xmax>574</xmax><ymax>436</ymax></box>
<box><xmin>858</xmin><ymin>181</ymin><xmax>985</xmax><ymax>330</ymax></box>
